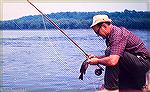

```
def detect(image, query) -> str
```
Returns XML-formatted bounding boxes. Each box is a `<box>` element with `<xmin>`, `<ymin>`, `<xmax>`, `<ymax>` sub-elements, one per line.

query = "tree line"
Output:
<box><xmin>0</xmin><ymin>9</ymin><xmax>150</xmax><ymax>30</ymax></box>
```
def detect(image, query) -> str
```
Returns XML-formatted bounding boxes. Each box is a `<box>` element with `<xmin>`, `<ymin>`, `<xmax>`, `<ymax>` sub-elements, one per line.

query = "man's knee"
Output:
<box><xmin>119</xmin><ymin>52</ymin><xmax>149</xmax><ymax>74</ymax></box>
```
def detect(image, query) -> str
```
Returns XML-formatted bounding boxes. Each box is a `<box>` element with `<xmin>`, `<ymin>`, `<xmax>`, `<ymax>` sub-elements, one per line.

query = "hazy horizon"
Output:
<box><xmin>2</xmin><ymin>2</ymin><xmax>149</xmax><ymax>21</ymax></box>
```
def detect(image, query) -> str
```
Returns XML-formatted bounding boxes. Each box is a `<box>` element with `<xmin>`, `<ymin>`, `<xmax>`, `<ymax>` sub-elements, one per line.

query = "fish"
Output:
<box><xmin>79</xmin><ymin>59</ymin><xmax>89</xmax><ymax>80</ymax></box>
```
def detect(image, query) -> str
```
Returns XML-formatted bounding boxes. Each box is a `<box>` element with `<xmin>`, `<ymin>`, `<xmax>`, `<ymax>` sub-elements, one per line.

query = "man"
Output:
<box><xmin>87</xmin><ymin>15</ymin><xmax>150</xmax><ymax>91</ymax></box>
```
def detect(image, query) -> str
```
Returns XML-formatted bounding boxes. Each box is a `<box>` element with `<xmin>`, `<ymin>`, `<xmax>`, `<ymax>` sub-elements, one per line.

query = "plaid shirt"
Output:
<box><xmin>106</xmin><ymin>25</ymin><xmax>150</xmax><ymax>58</ymax></box>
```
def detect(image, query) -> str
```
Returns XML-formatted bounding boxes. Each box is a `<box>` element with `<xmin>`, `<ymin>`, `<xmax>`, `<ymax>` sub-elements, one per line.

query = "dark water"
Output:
<box><xmin>1</xmin><ymin>29</ymin><xmax>150</xmax><ymax>92</ymax></box>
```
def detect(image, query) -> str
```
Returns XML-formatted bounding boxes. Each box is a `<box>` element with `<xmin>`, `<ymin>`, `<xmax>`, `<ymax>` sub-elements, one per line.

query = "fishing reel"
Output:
<box><xmin>95</xmin><ymin>64</ymin><xmax>104</xmax><ymax>76</ymax></box>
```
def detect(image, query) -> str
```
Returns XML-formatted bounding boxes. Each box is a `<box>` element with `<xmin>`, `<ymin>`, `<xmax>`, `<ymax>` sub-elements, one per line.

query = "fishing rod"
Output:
<box><xmin>27</xmin><ymin>0</ymin><xmax>104</xmax><ymax>80</ymax></box>
<box><xmin>27</xmin><ymin>0</ymin><xmax>88</xmax><ymax>57</ymax></box>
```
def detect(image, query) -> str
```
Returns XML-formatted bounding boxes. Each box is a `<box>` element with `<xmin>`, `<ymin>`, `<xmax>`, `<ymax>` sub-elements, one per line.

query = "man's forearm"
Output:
<box><xmin>97</xmin><ymin>55</ymin><xmax>106</xmax><ymax>59</ymax></box>
<box><xmin>97</xmin><ymin>55</ymin><xmax>119</xmax><ymax>66</ymax></box>
<box><xmin>97</xmin><ymin>56</ymin><xmax>111</xmax><ymax>66</ymax></box>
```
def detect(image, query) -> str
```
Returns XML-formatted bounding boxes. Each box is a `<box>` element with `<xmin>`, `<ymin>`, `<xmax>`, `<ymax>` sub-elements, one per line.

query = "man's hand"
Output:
<box><xmin>87</xmin><ymin>57</ymin><xmax>99</xmax><ymax>65</ymax></box>
<box><xmin>87</xmin><ymin>54</ymin><xmax>99</xmax><ymax>65</ymax></box>
<box><xmin>88</xmin><ymin>54</ymin><xmax>97</xmax><ymax>59</ymax></box>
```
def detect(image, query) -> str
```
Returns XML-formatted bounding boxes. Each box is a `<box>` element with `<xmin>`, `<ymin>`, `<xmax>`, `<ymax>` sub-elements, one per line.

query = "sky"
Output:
<box><xmin>2</xmin><ymin>2</ymin><xmax>149</xmax><ymax>20</ymax></box>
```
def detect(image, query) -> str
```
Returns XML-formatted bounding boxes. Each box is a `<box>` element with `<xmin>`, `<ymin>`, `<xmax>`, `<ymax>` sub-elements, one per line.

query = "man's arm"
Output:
<box><xmin>88</xmin><ymin>54</ymin><xmax>106</xmax><ymax>59</ymax></box>
<box><xmin>88</xmin><ymin>55</ymin><xmax>120</xmax><ymax>66</ymax></box>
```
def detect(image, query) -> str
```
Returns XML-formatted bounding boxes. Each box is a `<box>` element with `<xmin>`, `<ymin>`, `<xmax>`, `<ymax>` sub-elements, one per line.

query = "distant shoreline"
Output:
<box><xmin>0</xmin><ymin>10</ymin><xmax>150</xmax><ymax>30</ymax></box>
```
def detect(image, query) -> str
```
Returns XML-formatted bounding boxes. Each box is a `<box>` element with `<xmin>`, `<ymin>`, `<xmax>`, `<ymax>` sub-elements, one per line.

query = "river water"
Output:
<box><xmin>1</xmin><ymin>29</ymin><xmax>150</xmax><ymax>92</ymax></box>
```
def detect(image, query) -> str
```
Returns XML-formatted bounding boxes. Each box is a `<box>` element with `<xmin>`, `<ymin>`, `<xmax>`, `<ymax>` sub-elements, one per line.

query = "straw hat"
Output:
<box><xmin>90</xmin><ymin>15</ymin><xmax>112</xmax><ymax>27</ymax></box>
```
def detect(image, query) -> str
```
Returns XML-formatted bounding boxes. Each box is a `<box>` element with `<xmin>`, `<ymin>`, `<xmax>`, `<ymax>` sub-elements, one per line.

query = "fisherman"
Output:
<box><xmin>87</xmin><ymin>15</ymin><xmax>150</xmax><ymax>91</ymax></box>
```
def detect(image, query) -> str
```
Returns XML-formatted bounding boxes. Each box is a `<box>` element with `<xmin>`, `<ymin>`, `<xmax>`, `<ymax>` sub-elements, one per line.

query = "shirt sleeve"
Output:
<box><xmin>109</xmin><ymin>28</ymin><xmax>128</xmax><ymax>56</ymax></box>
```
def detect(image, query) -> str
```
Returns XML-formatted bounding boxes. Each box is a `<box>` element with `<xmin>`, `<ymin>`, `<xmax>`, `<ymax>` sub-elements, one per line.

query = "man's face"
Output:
<box><xmin>92</xmin><ymin>24</ymin><xmax>106</xmax><ymax>38</ymax></box>
<box><xmin>92</xmin><ymin>25</ymin><xmax>101</xmax><ymax>35</ymax></box>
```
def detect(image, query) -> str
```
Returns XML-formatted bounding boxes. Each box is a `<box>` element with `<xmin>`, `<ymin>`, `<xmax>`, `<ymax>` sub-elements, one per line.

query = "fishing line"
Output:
<box><xmin>40</xmin><ymin>14</ymin><xmax>85</xmax><ymax>90</ymax></box>
<box><xmin>13</xmin><ymin>17</ymin><xmax>74</xmax><ymax>90</ymax></box>
<box><xmin>40</xmin><ymin>15</ymin><xmax>65</xmax><ymax>63</ymax></box>
<box><xmin>27</xmin><ymin>0</ymin><xmax>88</xmax><ymax>58</ymax></box>
<box><xmin>27</xmin><ymin>0</ymin><xmax>104</xmax><ymax>70</ymax></box>
<box><xmin>12</xmin><ymin>21</ymin><xmax>22</xmax><ymax>30</ymax></box>
<box><xmin>12</xmin><ymin>18</ymin><xmax>65</xmax><ymax>64</ymax></box>
<box><xmin>12</xmin><ymin>20</ymin><xmax>63</xmax><ymax>63</ymax></box>
<box><xmin>40</xmin><ymin>14</ymin><xmax>75</xmax><ymax>70</ymax></box>
<box><xmin>40</xmin><ymin>12</ymin><xmax>99</xmax><ymax>91</ymax></box>
<box><xmin>12</xmin><ymin>19</ymin><xmax>104</xmax><ymax>91</ymax></box>
<box><xmin>27</xmin><ymin>0</ymin><xmax>104</xmax><ymax>90</ymax></box>
<box><xmin>42</xmin><ymin>15</ymin><xmax>47</xmax><ymax>30</ymax></box>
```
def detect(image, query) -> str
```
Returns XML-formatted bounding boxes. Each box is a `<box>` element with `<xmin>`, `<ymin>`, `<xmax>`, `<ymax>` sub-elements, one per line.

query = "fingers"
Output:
<box><xmin>87</xmin><ymin>57</ymin><xmax>99</xmax><ymax>65</ymax></box>
<box><xmin>87</xmin><ymin>54</ymin><xmax>99</xmax><ymax>65</ymax></box>
<box><xmin>88</xmin><ymin>54</ymin><xmax>97</xmax><ymax>59</ymax></box>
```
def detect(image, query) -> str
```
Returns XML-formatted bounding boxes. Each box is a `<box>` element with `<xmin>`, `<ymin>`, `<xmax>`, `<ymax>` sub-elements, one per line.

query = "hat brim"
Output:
<box><xmin>90</xmin><ymin>19</ymin><xmax>112</xmax><ymax>28</ymax></box>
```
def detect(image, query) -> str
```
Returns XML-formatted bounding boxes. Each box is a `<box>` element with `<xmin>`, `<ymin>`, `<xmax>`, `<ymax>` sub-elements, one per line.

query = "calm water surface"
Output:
<box><xmin>1</xmin><ymin>29</ymin><xmax>150</xmax><ymax>92</ymax></box>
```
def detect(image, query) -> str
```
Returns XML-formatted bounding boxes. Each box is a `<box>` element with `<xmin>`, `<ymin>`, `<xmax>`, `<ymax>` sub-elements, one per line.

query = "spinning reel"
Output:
<box><xmin>95</xmin><ymin>64</ymin><xmax>104</xmax><ymax>76</ymax></box>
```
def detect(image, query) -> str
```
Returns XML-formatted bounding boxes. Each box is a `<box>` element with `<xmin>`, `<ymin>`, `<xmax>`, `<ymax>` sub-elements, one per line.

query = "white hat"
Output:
<box><xmin>90</xmin><ymin>15</ymin><xmax>112</xmax><ymax>27</ymax></box>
